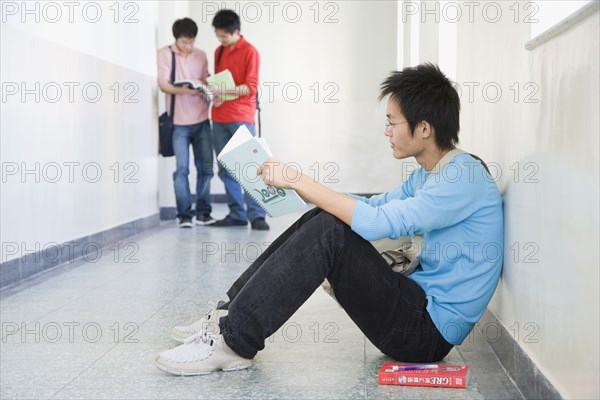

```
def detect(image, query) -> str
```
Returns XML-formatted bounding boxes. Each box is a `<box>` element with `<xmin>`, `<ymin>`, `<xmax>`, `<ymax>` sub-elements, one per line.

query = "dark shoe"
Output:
<box><xmin>178</xmin><ymin>216</ymin><xmax>193</xmax><ymax>228</ymax></box>
<box><xmin>251</xmin><ymin>218</ymin><xmax>270</xmax><ymax>231</ymax></box>
<box><xmin>195</xmin><ymin>214</ymin><xmax>215</xmax><ymax>226</ymax></box>
<box><xmin>210</xmin><ymin>216</ymin><xmax>248</xmax><ymax>227</ymax></box>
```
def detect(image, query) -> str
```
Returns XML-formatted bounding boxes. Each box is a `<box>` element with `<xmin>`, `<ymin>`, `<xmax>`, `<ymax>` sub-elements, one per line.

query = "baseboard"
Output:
<box><xmin>0</xmin><ymin>213</ymin><xmax>160</xmax><ymax>289</ymax></box>
<box><xmin>478</xmin><ymin>309</ymin><xmax>563</xmax><ymax>399</ymax></box>
<box><xmin>160</xmin><ymin>194</ymin><xmax>227</xmax><ymax>220</ymax></box>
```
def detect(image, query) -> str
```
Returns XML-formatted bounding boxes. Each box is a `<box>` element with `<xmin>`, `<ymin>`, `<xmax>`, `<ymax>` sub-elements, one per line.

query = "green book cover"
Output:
<box><xmin>206</xmin><ymin>69</ymin><xmax>237</xmax><ymax>101</ymax></box>
<box><xmin>217</xmin><ymin>126</ymin><xmax>307</xmax><ymax>218</ymax></box>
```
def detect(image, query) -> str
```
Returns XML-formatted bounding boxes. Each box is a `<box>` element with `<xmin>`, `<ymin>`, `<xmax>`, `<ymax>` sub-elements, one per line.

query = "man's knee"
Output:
<box><xmin>300</xmin><ymin>207</ymin><xmax>323</xmax><ymax>220</ymax></box>
<box><xmin>196</xmin><ymin>161</ymin><xmax>214</xmax><ymax>177</ymax></box>
<box><xmin>173</xmin><ymin>167</ymin><xmax>189</xmax><ymax>179</ymax></box>
<box><xmin>313</xmin><ymin>211</ymin><xmax>344</xmax><ymax>227</ymax></box>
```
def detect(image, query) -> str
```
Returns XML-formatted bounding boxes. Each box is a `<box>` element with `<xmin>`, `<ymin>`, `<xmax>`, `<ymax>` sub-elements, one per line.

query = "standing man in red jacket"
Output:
<box><xmin>209</xmin><ymin>9</ymin><xmax>269</xmax><ymax>231</ymax></box>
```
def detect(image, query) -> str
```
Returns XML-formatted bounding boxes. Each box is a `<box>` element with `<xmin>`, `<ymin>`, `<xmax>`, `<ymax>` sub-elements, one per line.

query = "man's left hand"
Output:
<box><xmin>257</xmin><ymin>157</ymin><xmax>302</xmax><ymax>189</ymax></box>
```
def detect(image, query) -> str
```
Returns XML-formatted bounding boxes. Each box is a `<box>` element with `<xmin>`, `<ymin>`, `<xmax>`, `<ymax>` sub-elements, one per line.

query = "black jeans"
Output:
<box><xmin>219</xmin><ymin>208</ymin><xmax>453</xmax><ymax>362</ymax></box>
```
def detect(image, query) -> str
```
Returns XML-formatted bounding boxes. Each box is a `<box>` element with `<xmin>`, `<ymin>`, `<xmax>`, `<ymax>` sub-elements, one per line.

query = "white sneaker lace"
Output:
<box><xmin>182</xmin><ymin>302</ymin><xmax>221</xmax><ymax>344</ymax></box>
<box><xmin>185</xmin><ymin>329</ymin><xmax>216</xmax><ymax>346</ymax></box>
<box><xmin>175</xmin><ymin>302</ymin><xmax>216</xmax><ymax>335</ymax></box>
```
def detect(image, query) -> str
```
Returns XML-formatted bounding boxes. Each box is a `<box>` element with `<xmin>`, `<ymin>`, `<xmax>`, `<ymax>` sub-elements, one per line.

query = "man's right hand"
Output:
<box><xmin>159</xmin><ymin>83</ymin><xmax>199</xmax><ymax>96</ymax></box>
<box><xmin>181</xmin><ymin>86</ymin><xmax>201</xmax><ymax>96</ymax></box>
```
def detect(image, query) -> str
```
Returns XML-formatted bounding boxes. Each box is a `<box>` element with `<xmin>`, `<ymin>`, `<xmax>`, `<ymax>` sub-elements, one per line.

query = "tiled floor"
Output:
<box><xmin>1</xmin><ymin>205</ymin><xmax>523</xmax><ymax>399</ymax></box>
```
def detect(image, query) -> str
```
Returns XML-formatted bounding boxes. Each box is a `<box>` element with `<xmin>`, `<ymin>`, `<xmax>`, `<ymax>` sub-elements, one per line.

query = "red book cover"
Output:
<box><xmin>377</xmin><ymin>363</ymin><xmax>470</xmax><ymax>388</ymax></box>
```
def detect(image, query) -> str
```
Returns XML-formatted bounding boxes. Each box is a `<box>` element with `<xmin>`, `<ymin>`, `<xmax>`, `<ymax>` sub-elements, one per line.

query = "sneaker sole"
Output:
<box><xmin>222</xmin><ymin>364</ymin><xmax>252</xmax><ymax>372</ymax></box>
<box><xmin>154</xmin><ymin>358</ymin><xmax>211</xmax><ymax>376</ymax></box>
<box><xmin>194</xmin><ymin>221</ymin><xmax>215</xmax><ymax>226</ymax></box>
<box><xmin>154</xmin><ymin>357</ymin><xmax>251</xmax><ymax>376</ymax></box>
<box><xmin>178</xmin><ymin>223</ymin><xmax>193</xmax><ymax>228</ymax></box>
<box><xmin>209</xmin><ymin>224</ymin><xmax>248</xmax><ymax>228</ymax></box>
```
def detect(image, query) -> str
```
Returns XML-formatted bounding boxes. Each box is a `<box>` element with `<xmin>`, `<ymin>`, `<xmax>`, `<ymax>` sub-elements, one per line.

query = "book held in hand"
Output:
<box><xmin>173</xmin><ymin>80</ymin><xmax>213</xmax><ymax>102</ymax></box>
<box><xmin>206</xmin><ymin>69</ymin><xmax>237</xmax><ymax>101</ymax></box>
<box><xmin>377</xmin><ymin>363</ymin><xmax>470</xmax><ymax>389</ymax></box>
<box><xmin>217</xmin><ymin>125</ymin><xmax>307</xmax><ymax>218</ymax></box>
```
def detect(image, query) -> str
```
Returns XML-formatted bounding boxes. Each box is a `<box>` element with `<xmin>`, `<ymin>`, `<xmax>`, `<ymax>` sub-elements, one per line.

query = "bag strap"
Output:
<box><xmin>216</xmin><ymin>45</ymin><xmax>225</xmax><ymax>70</ymax></box>
<box><xmin>396</xmin><ymin>148</ymin><xmax>464</xmax><ymax>264</ymax></box>
<box><xmin>468</xmin><ymin>153</ymin><xmax>491</xmax><ymax>175</ymax></box>
<box><xmin>215</xmin><ymin>45</ymin><xmax>261</xmax><ymax>138</ymax></box>
<box><xmin>426</xmin><ymin>148</ymin><xmax>465</xmax><ymax>182</ymax></box>
<box><xmin>386</xmin><ymin>149</ymin><xmax>490</xmax><ymax>268</ymax></box>
<box><xmin>426</xmin><ymin>148</ymin><xmax>491</xmax><ymax>180</ymax></box>
<box><xmin>169</xmin><ymin>46</ymin><xmax>176</xmax><ymax>118</ymax></box>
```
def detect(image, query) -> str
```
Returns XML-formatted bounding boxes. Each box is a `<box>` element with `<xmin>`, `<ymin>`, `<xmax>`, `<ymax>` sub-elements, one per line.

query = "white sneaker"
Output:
<box><xmin>154</xmin><ymin>331</ymin><xmax>252</xmax><ymax>376</ymax></box>
<box><xmin>170</xmin><ymin>304</ymin><xmax>228</xmax><ymax>343</ymax></box>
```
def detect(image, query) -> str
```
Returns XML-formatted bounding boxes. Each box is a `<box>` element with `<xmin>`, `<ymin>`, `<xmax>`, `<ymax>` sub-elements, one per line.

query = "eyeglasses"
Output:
<box><xmin>385</xmin><ymin>120</ymin><xmax>408</xmax><ymax>128</ymax></box>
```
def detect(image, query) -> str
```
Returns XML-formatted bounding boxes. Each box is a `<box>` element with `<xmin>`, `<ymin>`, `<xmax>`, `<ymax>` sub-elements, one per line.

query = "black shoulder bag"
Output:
<box><xmin>158</xmin><ymin>47</ymin><xmax>176</xmax><ymax>157</ymax></box>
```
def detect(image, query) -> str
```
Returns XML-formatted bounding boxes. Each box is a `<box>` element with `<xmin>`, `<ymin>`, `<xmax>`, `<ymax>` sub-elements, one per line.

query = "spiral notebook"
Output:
<box><xmin>217</xmin><ymin>126</ymin><xmax>307</xmax><ymax>217</ymax></box>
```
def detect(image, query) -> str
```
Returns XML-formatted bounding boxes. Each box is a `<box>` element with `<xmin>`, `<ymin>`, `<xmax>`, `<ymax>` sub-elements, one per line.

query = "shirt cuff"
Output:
<box><xmin>346</xmin><ymin>193</ymin><xmax>368</xmax><ymax>203</ymax></box>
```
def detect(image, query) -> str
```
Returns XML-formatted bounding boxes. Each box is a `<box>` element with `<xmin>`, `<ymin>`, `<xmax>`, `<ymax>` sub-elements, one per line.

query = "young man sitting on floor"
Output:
<box><xmin>154</xmin><ymin>63</ymin><xmax>504</xmax><ymax>375</ymax></box>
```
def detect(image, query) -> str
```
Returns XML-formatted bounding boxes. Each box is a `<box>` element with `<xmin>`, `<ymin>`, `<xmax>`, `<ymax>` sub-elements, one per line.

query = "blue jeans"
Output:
<box><xmin>219</xmin><ymin>208</ymin><xmax>453</xmax><ymax>361</ymax></box>
<box><xmin>212</xmin><ymin>122</ymin><xmax>266</xmax><ymax>222</ymax></box>
<box><xmin>173</xmin><ymin>120</ymin><xmax>214</xmax><ymax>218</ymax></box>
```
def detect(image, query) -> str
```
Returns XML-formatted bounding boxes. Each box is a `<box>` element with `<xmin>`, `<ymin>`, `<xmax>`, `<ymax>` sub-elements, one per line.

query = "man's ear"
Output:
<box><xmin>418</xmin><ymin>120</ymin><xmax>433</xmax><ymax>139</ymax></box>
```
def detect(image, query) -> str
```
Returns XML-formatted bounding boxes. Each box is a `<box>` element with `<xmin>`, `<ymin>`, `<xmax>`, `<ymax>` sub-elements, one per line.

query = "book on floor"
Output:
<box><xmin>217</xmin><ymin>125</ymin><xmax>307</xmax><ymax>218</ymax></box>
<box><xmin>206</xmin><ymin>69</ymin><xmax>237</xmax><ymax>101</ymax></box>
<box><xmin>377</xmin><ymin>363</ymin><xmax>470</xmax><ymax>389</ymax></box>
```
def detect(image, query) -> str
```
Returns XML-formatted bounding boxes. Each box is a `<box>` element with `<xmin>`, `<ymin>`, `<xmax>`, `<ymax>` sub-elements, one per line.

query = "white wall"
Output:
<box><xmin>499</xmin><ymin>13</ymin><xmax>598</xmax><ymax>399</ymax></box>
<box><xmin>1</xmin><ymin>1</ymin><xmax>161</xmax><ymax>262</ymax></box>
<box><xmin>454</xmin><ymin>3</ymin><xmax>599</xmax><ymax>399</ymax></box>
<box><xmin>158</xmin><ymin>0</ymin><xmax>400</xmax><ymax>212</ymax></box>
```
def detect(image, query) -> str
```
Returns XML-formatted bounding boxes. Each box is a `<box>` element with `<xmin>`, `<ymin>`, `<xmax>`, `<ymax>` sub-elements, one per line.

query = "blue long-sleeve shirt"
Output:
<box><xmin>350</xmin><ymin>153</ymin><xmax>504</xmax><ymax>345</ymax></box>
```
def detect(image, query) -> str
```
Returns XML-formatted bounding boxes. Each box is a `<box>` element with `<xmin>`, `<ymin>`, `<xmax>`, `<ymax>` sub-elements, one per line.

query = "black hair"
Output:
<box><xmin>379</xmin><ymin>63</ymin><xmax>460</xmax><ymax>150</ymax></box>
<box><xmin>172</xmin><ymin>18</ymin><xmax>198</xmax><ymax>39</ymax></box>
<box><xmin>212</xmin><ymin>9</ymin><xmax>241</xmax><ymax>34</ymax></box>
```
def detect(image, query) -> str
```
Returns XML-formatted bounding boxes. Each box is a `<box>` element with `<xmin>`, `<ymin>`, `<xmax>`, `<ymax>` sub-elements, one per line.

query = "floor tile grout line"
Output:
<box><xmin>0</xmin><ymin>225</ymin><xmax>167</xmax><ymax>299</ymax></box>
<box><xmin>48</xmin><ymin>264</ymin><xmax>220</xmax><ymax>398</ymax></box>
<box><xmin>0</xmin><ymin>229</ymin><xmax>223</xmax><ymax>342</ymax></box>
<box><xmin>458</xmin><ymin>343</ymin><xmax>526</xmax><ymax>400</ymax></box>
<box><xmin>0</xmin><ymin>262</ymin><xmax>141</xmax><ymax>342</ymax></box>
<box><xmin>50</xmin><ymin>339</ymin><xmax>121</xmax><ymax>399</ymax></box>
